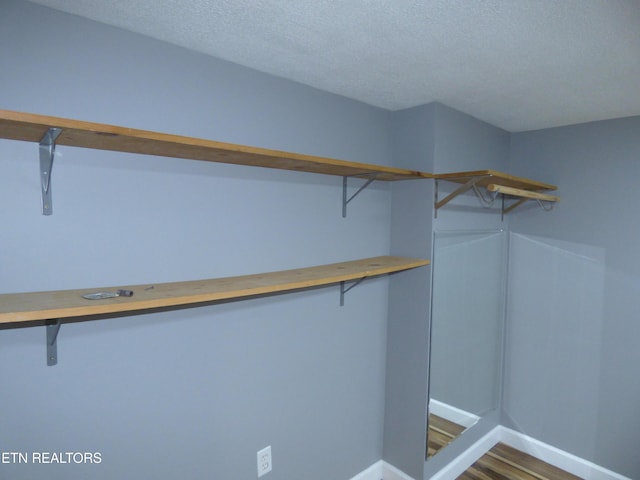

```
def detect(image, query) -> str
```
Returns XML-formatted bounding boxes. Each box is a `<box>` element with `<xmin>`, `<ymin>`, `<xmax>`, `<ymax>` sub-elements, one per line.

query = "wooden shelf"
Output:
<box><xmin>434</xmin><ymin>169</ymin><xmax>559</xmax><ymax>214</ymax></box>
<box><xmin>486</xmin><ymin>184</ymin><xmax>560</xmax><ymax>202</ymax></box>
<box><xmin>0</xmin><ymin>109</ymin><xmax>432</xmax><ymax>181</ymax></box>
<box><xmin>435</xmin><ymin>170</ymin><xmax>557</xmax><ymax>191</ymax></box>
<box><xmin>1</xmin><ymin>109</ymin><xmax>433</xmax><ymax>365</ymax></box>
<box><xmin>0</xmin><ymin>256</ymin><xmax>429</xmax><ymax>325</ymax></box>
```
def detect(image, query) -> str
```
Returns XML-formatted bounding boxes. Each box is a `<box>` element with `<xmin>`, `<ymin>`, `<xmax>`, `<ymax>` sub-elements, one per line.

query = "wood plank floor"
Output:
<box><xmin>427</xmin><ymin>415</ymin><xmax>580</xmax><ymax>479</ymax></box>
<box><xmin>457</xmin><ymin>442</ymin><xmax>583</xmax><ymax>480</ymax></box>
<box><xmin>427</xmin><ymin>414</ymin><xmax>467</xmax><ymax>457</ymax></box>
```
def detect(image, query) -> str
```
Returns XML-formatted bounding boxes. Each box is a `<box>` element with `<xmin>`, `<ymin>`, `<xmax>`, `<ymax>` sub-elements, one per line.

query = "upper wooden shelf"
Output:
<box><xmin>435</xmin><ymin>170</ymin><xmax>557</xmax><ymax>191</ymax></box>
<box><xmin>0</xmin><ymin>109</ymin><xmax>432</xmax><ymax>181</ymax></box>
<box><xmin>434</xmin><ymin>169</ymin><xmax>559</xmax><ymax>214</ymax></box>
<box><xmin>0</xmin><ymin>256</ymin><xmax>430</xmax><ymax>325</ymax></box>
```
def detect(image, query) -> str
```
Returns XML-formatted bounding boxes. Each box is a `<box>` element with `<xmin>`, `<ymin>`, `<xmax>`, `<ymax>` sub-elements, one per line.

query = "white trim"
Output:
<box><xmin>499</xmin><ymin>427</ymin><xmax>632</xmax><ymax>480</ymax></box>
<box><xmin>429</xmin><ymin>399</ymin><xmax>480</xmax><ymax>428</ymax></box>
<box><xmin>429</xmin><ymin>426</ymin><xmax>502</xmax><ymax>480</ymax></box>
<box><xmin>351</xmin><ymin>426</ymin><xmax>631</xmax><ymax>480</ymax></box>
<box><xmin>381</xmin><ymin>461</ymin><xmax>414</xmax><ymax>480</ymax></box>
<box><xmin>349</xmin><ymin>460</ymin><xmax>383</xmax><ymax>480</ymax></box>
<box><xmin>349</xmin><ymin>460</ymin><xmax>415</xmax><ymax>480</ymax></box>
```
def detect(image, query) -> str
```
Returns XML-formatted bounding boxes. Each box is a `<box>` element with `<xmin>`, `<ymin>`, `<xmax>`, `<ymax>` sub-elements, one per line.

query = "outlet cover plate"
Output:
<box><xmin>257</xmin><ymin>445</ymin><xmax>272</xmax><ymax>477</ymax></box>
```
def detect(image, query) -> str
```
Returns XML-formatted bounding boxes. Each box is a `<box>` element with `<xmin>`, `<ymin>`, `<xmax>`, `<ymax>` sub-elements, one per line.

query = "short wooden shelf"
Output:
<box><xmin>434</xmin><ymin>169</ymin><xmax>559</xmax><ymax>214</ymax></box>
<box><xmin>0</xmin><ymin>256</ymin><xmax>430</xmax><ymax>325</ymax></box>
<box><xmin>0</xmin><ymin>109</ymin><xmax>432</xmax><ymax>181</ymax></box>
<box><xmin>486</xmin><ymin>184</ymin><xmax>560</xmax><ymax>203</ymax></box>
<box><xmin>435</xmin><ymin>170</ymin><xmax>557</xmax><ymax>191</ymax></box>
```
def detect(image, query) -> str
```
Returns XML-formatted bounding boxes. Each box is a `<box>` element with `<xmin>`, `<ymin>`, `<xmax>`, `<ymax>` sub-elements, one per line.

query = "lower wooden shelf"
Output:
<box><xmin>0</xmin><ymin>256</ymin><xmax>429</xmax><ymax>325</ymax></box>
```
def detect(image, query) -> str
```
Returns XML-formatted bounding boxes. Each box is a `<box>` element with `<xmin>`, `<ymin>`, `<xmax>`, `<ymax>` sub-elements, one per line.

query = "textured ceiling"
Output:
<box><xmin>28</xmin><ymin>0</ymin><xmax>640</xmax><ymax>131</ymax></box>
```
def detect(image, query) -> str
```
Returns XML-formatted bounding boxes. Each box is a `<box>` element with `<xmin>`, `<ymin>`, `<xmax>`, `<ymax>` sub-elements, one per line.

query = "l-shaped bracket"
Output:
<box><xmin>340</xmin><ymin>277</ymin><xmax>366</xmax><ymax>306</ymax></box>
<box><xmin>434</xmin><ymin>176</ymin><xmax>484</xmax><ymax>217</ymax></box>
<box><xmin>39</xmin><ymin>127</ymin><xmax>63</xmax><ymax>215</ymax></box>
<box><xmin>435</xmin><ymin>177</ymin><xmax>559</xmax><ymax>219</ymax></box>
<box><xmin>46</xmin><ymin>319</ymin><xmax>61</xmax><ymax>366</ymax></box>
<box><xmin>342</xmin><ymin>174</ymin><xmax>378</xmax><ymax>218</ymax></box>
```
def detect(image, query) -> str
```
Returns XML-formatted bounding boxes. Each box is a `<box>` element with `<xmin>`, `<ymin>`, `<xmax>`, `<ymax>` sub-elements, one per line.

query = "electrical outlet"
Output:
<box><xmin>257</xmin><ymin>445</ymin><xmax>272</xmax><ymax>477</ymax></box>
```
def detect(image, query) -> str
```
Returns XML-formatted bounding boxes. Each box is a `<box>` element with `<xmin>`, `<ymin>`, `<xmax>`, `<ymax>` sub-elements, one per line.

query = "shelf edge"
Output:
<box><xmin>0</xmin><ymin>256</ymin><xmax>430</xmax><ymax>325</ymax></box>
<box><xmin>0</xmin><ymin>109</ymin><xmax>432</xmax><ymax>181</ymax></box>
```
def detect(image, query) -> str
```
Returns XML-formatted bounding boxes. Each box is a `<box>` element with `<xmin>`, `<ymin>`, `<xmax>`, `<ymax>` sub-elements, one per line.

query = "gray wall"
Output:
<box><xmin>383</xmin><ymin>103</ymin><xmax>512</xmax><ymax>479</ymax></box>
<box><xmin>423</xmin><ymin>104</ymin><xmax>511</xmax><ymax>477</ymax></box>
<box><xmin>3</xmin><ymin>2</ymin><xmax>637</xmax><ymax>479</ymax></box>
<box><xmin>433</xmin><ymin>102</ymin><xmax>510</xmax><ymax>231</ymax></box>
<box><xmin>384</xmin><ymin>104</ymin><xmax>436</xmax><ymax>480</ymax></box>
<box><xmin>430</xmin><ymin>230</ymin><xmax>507</xmax><ymax>416</ymax></box>
<box><xmin>429</xmin><ymin>105</ymin><xmax>510</xmax><ymax>418</ymax></box>
<box><xmin>433</xmin><ymin>102</ymin><xmax>510</xmax><ymax>174</ymax></box>
<box><xmin>507</xmin><ymin>116</ymin><xmax>640</xmax><ymax>478</ymax></box>
<box><xmin>0</xmin><ymin>1</ymin><xmax>395</xmax><ymax>479</ymax></box>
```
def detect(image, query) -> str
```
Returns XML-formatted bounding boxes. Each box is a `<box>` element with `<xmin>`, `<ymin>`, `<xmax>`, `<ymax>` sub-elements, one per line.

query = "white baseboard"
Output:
<box><xmin>499</xmin><ymin>427</ymin><xmax>632</xmax><ymax>480</ymax></box>
<box><xmin>429</xmin><ymin>399</ymin><xmax>480</xmax><ymax>428</ymax></box>
<box><xmin>429</xmin><ymin>426</ymin><xmax>502</xmax><ymax>480</ymax></box>
<box><xmin>351</xmin><ymin>426</ymin><xmax>631</xmax><ymax>480</ymax></box>
<box><xmin>382</xmin><ymin>461</ymin><xmax>415</xmax><ymax>480</ymax></box>
<box><xmin>428</xmin><ymin>426</ymin><xmax>632</xmax><ymax>480</ymax></box>
<box><xmin>348</xmin><ymin>428</ymin><xmax>501</xmax><ymax>480</ymax></box>
<box><xmin>349</xmin><ymin>460</ymin><xmax>414</xmax><ymax>480</ymax></box>
<box><xmin>349</xmin><ymin>460</ymin><xmax>383</xmax><ymax>480</ymax></box>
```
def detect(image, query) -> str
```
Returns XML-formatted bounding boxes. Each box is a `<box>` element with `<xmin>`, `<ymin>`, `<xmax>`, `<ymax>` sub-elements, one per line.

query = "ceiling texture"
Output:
<box><xmin>28</xmin><ymin>0</ymin><xmax>640</xmax><ymax>132</ymax></box>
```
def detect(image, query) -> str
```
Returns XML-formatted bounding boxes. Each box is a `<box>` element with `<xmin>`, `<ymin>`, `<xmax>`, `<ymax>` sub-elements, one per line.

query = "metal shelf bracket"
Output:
<box><xmin>436</xmin><ymin>178</ymin><xmax>558</xmax><ymax>220</ymax></box>
<box><xmin>472</xmin><ymin>184</ymin><xmax>498</xmax><ymax>207</ymax></box>
<box><xmin>342</xmin><ymin>174</ymin><xmax>378</xmax><ymax>218</ymax></box>
<box><xmin>537</xmin><ymin>199</ymin><xmax>556</xmax><ymax>212</ymax></box>
<box><xmin>46</xmin><ymin>319</ymin><xmax>61</xmax><ymax>366</ymax></box>
<box><xmin>488</xmin><ymin>184</ymin><xmax>559</xmax><ymax>218</ymax></box>
<box><xmin>434</xmin><ymin>176</ymin><xmax>484</xmax><ymax>218</ymax></box>
<box><xmin>39</xmin><ymin>127</ymin><xmax>63</xmax><ymax>215</ymax></box>
<box><xmin>340</xmin><ymin>277</ymin><xmax>366</xmax><ymax>306</ymax></box>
